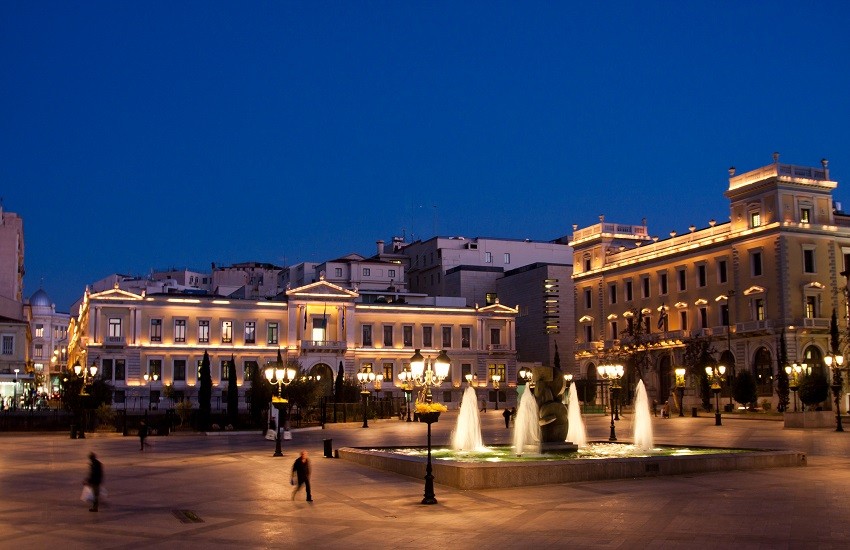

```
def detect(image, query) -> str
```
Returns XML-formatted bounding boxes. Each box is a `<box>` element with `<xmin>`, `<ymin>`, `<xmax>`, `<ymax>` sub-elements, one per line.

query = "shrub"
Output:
<box><xmin>799</xmin><ymin>372</ymin><xmax>829</xmax><ymax>408</ymax></box>
<box><xmin>95</xmin><ymin>403</ymin><xmax>116</xmax><ymax>430</ymax></box>
<box><xmin>732</xmin><ymin>371</ymin><xmax>758</xmax><ymax>409</ymax></box>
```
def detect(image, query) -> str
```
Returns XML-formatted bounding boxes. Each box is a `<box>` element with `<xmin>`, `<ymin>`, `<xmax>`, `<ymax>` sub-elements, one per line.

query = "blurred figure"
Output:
<box><xmin>86</xmin><ymin>453</ymin><xmax>103</xmax><ymax>512</ymax></box>
<box><xmin>291</xmin><ymin>450</ymin><xmax>312</xmax><ymax>502</ymax></box>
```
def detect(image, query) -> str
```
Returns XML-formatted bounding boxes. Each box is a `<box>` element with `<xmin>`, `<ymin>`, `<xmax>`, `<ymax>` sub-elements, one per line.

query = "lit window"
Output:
<box><xmin>174</xmin><ymin>319</ymin><xmax>186</xmax><ymax>343</ymax></box>
<box><xmin>363</xmin><ymin>268</ymin><xmax>371</xmax><ymax>276</ymax></box>
<box><xmin>388</xmin><ymin>269</ymin><xmax>396</xmax><ymax>278</ymax></box>
<box><xmin>221</xmin><ymin>321</ymin><xmax>233</xmax><ymax>343</ymax></box>
<box><xmin>504</xmin><ymin>253</ymin><xmax>510</xmax><ymax>264</ymax></box>
<box><xmin>108</xmin><ymin>318</ymin><xmax>122</xmax><ymax>341</ymax></box>
<box><xmin>150</xmin><ymin>319</ymin><xmax>162</xmax><ymax>342</ymax></box>
<box><xmin>199</xmin><ymin>320</ymin><xmax>210</xmax><ymax>343</ymax></box>
<box><xmin>244</xmin><ymin>321</ymin><xmax>256</xmax><ymax>344</ymax></box>
<box><xmin>267</xmin><ymin>322</ymin><xmax>279</xmax><ymax>344</ymax></box>
<box><xmin>750</xmin><ymin>211</ymin><xmax>761</xmax><ymax>228</ymax></box>
<box><xmin>35</xmin><ymin>324</ymin><xmax>44</xmax><ymax>338</ymax></box>
<box><xmin>801</xmin><ymin>208</ymin><xmax>811</xmax><ymax>223</ymax></box>
<box><xmin>485</xmin><ymin>252</ymin><xmax>492</xmax><ymax>263</ymax></box>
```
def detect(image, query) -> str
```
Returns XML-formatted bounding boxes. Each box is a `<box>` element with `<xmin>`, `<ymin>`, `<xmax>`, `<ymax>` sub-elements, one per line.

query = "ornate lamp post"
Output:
<box><xmin>825</xmin><ymin>353</ymin><xmax>845</xmax><ymax>432</ymax></box>
<box><xmin>491</xmin><ymin>374</ymin><xmax>502</xmax><ymax>410</ymax></box>
<box><xmin>409</xmin><ymin>348</ymin><xmax>450</xmax><ymax>505</ymax></box>
<box><xmin>598</xmin><ymin>364</ymin><xmax>623</xmax><ymax>441</ymax></box>
<box><xmin>706</xmin><ymin>365</ymin><xmax>726</xmax><ymax>426</ymax></box>
<box><xmin>357</xmin><ymin>369</ymin><xmax>376</xmax><ymax>428</ymax></box>
<box><xmin>142</xmin><ymin>372</ymin><xmax>159</xmax><ymax>410</ymax></box>
<box><xmin>398</xmin><ymin>366</ymin><xmax>414</xmax><ymax>422</ymax></box>
<box><xmin>13</xmin><ymin>368</ymin><xmax>19</xmax><ymax>411</ymax></box>
<box><xmin>675</xmin><ymin>367</ymin><xmax>686</xmax><ymax>417</ymax></box>
<box><xmin>72</xmin><ymin>360</ymin><xmax>98</xmax><ymax>438</ymax></box>
<box><xmin>264</xmin><ymin>363</ymin><xmax>296</xmax><ymax>457</ymax></box>
<box><xmin>374</xmin><ymin>373</ymin><xmax>384</xmax><ymax>419</ymax></box>
<box><xmin>518</xmin><ymin>365</ymin><xmax>534</xmax><ymax>388</ymax></box>
<box><xmin>785</xmin><ymin>363</ymin><xmax>803</xmax><ymax>412</ymax></box>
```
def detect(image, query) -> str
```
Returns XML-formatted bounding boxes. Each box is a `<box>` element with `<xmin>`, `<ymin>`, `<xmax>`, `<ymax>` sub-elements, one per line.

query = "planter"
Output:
<box><xmin>784</xmin><ymin>410</ymin><xmax>834</xmax><ymax>429</ymax></box>
<box><xmin>418</xmin><ymin>412</ymin><xmax>441</xmax><ymax>424</ymax></box>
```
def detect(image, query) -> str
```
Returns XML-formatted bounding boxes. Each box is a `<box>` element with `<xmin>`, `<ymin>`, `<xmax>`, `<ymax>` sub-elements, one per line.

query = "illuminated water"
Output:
<box><xmin>383</xmin><ymin>443</ymin><xmax>747</xmax><ymax>463</ymax></box>
<box><xmin>452</xmin><ymin>386</ymin><xmax>488</xmax><ymax>452</ymax></box>
<box><xmin>512</xmin><ymin>386</ymin><xmax>540</xmax><ymax>455</ymax></box>
<box><xmin>566</xmin><ymin>381</ymin><xmax>587</xmax><ymax>446</ymax></box>
<box><xmin>632</xmin><ymin>379</ymin><xmax>654</xmax><ymax>451</ymax></box>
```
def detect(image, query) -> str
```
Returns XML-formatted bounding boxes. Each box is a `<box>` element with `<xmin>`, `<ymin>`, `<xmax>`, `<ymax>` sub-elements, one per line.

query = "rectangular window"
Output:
<box><xmin>803</xmin><ymin>248</ymin><xmax>816</xmax><ymax>274</ymax></box>
<box><xmin>584</xmin><ymin>325</ymin><xmax>593</xmax><ymax>342</ymax></box>
<box><xmin>35</xmin><ymin>324</ymin><xmax>44</xmax><ymax>338</ymax></box>
<box><xmin>198</xmin><ymin>320</ymin><xmax>210</xmax><ymax>343</ymax></box>
<box><xmin>244</xmin><ymin>360</ymin><xmax>258</xmax><ymax>380</ymax></box>
<box><xmin>221</xmin><ymin>321</ymin><xmax>233</xmax><ymax>343</ymax></box>
<box><xmin>490</xmin><ymin>328</ymin><xmax>501</xmax><ymax>346</ymax></box>
<box><xmin>485</xmin><ymin>252</ymin><xmax>492</xmax><ymax>263</ymax></box>
<box><xmin>362</xmin><ymin>325</ymin><xmax>373</xmax><ymax>347</ymax></box>
<box><xmin>584</xmin><ymin>288</ymin><xmax>592</xmax><ymax>309</ymax></box>
<box><xmin>363</xmin><ymin>268</ymin><xmax>371</xmax><ymax>276</ymax></box>
<box><xmin>461</xmin><ymin>327</ymin><xmax>471</xmax><ymax>348</ymax></box>
<box><xmin>660</xmin><ymin>272</ymin><xmax>668</xmax><ymax>294</ymax></box>
<box><xmin>720</xmin><ymin>304</ymin><xmax>730</xmax><ymax>326</ymax></box>
<box><xmin>403</xmin><ymin>325</ymin><xmax>413</xmax><ymax>347</ymax></box>
<box><xmin>754</xmin><ymin>298</ymin><xmax>765</xmax><ymax>321</ymax></box>
<box><xmin>150</xmin><ymin>319</ymin><xmax>162</xmax><ymax>342</ymax></box>
<box><xmin>383</xmin><ymin>362</ymin><xmax>394</xmax><ymax>381</ymax></box>
<box><xmin>699</xmin><ymin>307</ymin><xmax>708</xmax><ymax>328</ymax></box>
<box><xmin>383</xmin><ymin>325</ymin><xmax>393</xmax><ymax>347</ymax></box>
<box><xmin>174</xmin><ymin>359</ymin><xmax>186</xmax><ymax>381</ymax></box>
<box><xmin>267</xmin><ymin>322</ymin><xmax>279</xmax><ymax>345</ymax></box>
<box><xmin>442</xmin><ymin>326</ymin><xmax>452</xmax><ymax>348</ymax></box>
<box><xmin>461</xmin><ymin>363</ymin><xmax>473</xmax><ymax>379</ymax></box>
<box><xmin>115</xmin><ymin>359</ymin><xmax>126</xmax><ymax>381</ymax></box>
<box><xmin>34</xmin><ymin>344</ymin><xmax>43</xmax><ymax>358</ymax></box>
<box><xmin>504</xmin><ymin>253</ymin><xmax>511</xmax><ymax>264</ymax></box>
<box><xmin>174</xmin><ymin>319</ymin><xmax>186</xmax><ymax>343</ymax></box>
<box><xmin>423</xmin><ymin>326</ymin><xmax>433</xmax><ymax>348</ymax></box>
<box><xmin>101</xmin><ymin>359</ymin><xmax>113</xmax><ymax>381</ymax></box>
<box><xmin>388</xmin><ymin>269</ymin><xmax>396</xmax><ymax>278</ymax></box>
<box><xmin>611</xmin><ymin>321</ymin><xmax>618</xmax><ymax>340</ymax></box>
<box><xmin>244</xmin><ymin>321</ymin><xmax>256</xmax><ymax>344</ymax></box>
<box><xmin>642</xmin><ymin>277</ymin><xmax>650</xmax><ymax>298</ymax></box>
<box><xmin>718</xmin><ymin>260</ymin><xmax>728</xmax><ymax>284</ymax></box>
<box><xmin>609</xmin><ymin>283</ymin><xmax>617</xmax><ymax>305</ymax></box>
<box><xmin>221</xmin><ymin>360</ymin><xmax>230</xmax><ymax>380</ymax></box>
<box><xmin>805</xmin><ymin>296</ymin><xmax>816</xmax><ymax>319</ymax></box>
<box><xmin>750</xmin><ymin>211</ymin><xmax>761</xmax><ymax>228</ymax></box>
<box><xmin>148</xmin><ymin>359</ymin><xmax>162</xmax><ymax>379</ymax></box>
<box><xmin>108</xmin><ymin>318</ymin><xmax>122</xmax><ymax>341</ymax></box>
<box><xmin>583</xmin><ymin>256</ymin><xmax>591</xmax><ymax>271</ymax></box>
<box><xmin>680</xmin><ymin>311</ymin><xmax>688</xmax><ymax>331</ymax></box>
<box><xmin>625</xmin><ymin>280</ymin><xmax>633</xmax><ymax>301</ymax></box>
<box><xmin>485</xmin><ymin>293</ymin><xmax>497</xmax><ymax>305</ymax></box>
<box><xmin>335</xmin><ymin>267</ymin><xmax>343</xmax><ymax>277</ymax></box>
<box><xmin>752</xmin><ymin>251</ymin><xmax>763</xmax><ymax>277</ymax></box>
<box><xmin>677</xmin><ymin>270</ymin><xmax>686</xmax><ymax>292</ymax></box>
<box><xmin>801</xmin><ymin>208</ymin><xmax>811</xmax><ymax>223</ymax></box>
<box><xmin>697</xmin><ymin>265</ymin><xmax>707</xmax><ymax>288</ymax></box>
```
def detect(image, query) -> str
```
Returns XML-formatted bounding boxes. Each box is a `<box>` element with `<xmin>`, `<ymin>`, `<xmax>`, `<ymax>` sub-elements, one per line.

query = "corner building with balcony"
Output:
<box><xmin>571</xmin><ymin>156</ymin><xmax>850</xmax><ymax>410</ymax></box>
<box><xmin>67</xmin><ymin>277</ymin><xmax>518</xmax><ymax>411</ymax></box>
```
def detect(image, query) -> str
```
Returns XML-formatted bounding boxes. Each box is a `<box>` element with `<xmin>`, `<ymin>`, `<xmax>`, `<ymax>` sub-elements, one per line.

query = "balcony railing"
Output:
<box><xmin>802</xmin><ymin>317</ymin><xmax>830</xmax><ymax>329</ymax></box>
<box><xmin>487</xmin><ymin>344</ymin><xmax>508</xmax><ymax>351</ymax></box>
<box><xmin>300</xmin><ymin>340</ymin><xmax>346</xmax><ymax>352</ymax></box>
<box><xmin>737</xmin><ymin>320</ymin><xmax>773</xmax><ymax>333</ymax></box>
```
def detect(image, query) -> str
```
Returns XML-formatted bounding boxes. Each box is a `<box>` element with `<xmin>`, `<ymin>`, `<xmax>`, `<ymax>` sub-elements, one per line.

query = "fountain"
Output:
<box><xmin>452</xmin><ymin>386</ymin><xmax>488</xmax><ymax>452</ymax></box>
<box><xmin>512</xmin><ymin>386</ymin><xmax>541</xmax><ymax>455</ymax></box>
<box><xmin>632</xmin><ymin>379</ymin><xmax>654</xmax><ymax>451</ymax></box>
<box><xmin>566</xmin><ymin>382</ymin><xmax>587</xmax><ymax>446</ymax></box>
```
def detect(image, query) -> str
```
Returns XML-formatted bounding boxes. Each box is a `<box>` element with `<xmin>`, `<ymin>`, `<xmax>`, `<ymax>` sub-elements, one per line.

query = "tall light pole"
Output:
<box><xmin>598</xmin><ymin>364</ymin><xmax>623</xmax><ymax>441</ymax></box>
<box><xmin>398</xmin><ymin>366</ymin><xmax>414</xmax><ymax>422</ymax></box>
<box><xmin>706</xmin><ymin>365</ymin><xmax>726</xmax><ymax>426</ymax></box>
<box><xmin>825</xmin><ymin>353</ymin><xmax>845</xmax><ymax>432</ymax></box>
<box><xmin>786</xmin><ymin>363</ymin><xmax>803</xmax><ymax>412</ymax></box>
<box><xmin>491</xmin><ymin>374</ymin><xmax>502</xmax><ymax>410</ymax></box>
<box><xmin>264</xmin><ymin>363</ymin><xmax>295</xmax><ymax>457</ymax></box>
<box><xmin>675</xmin><ymin>367</ymin><xmax>686</xmax><ymax>417</ymax></box>
<box><xmin>357</xmin><ymin>369</ymin><xmax>376</xmax><ymax>428</ymax></box>
<box><xmin>13</xmin><ymin>368</ymin><xmax>19</xmax><ymax>411</ymax></box>
<box><xmin>409</xmin><ymin>348</ymin><xmax>450</xmax><ymax>505</ymax></box>
<box><xmin>143</xmin><ymin>372</ymin><xmax>159</xmax><ymax>411</ymax></box>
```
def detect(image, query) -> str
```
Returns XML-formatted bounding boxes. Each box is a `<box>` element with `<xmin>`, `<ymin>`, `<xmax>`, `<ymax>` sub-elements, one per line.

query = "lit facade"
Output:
<box><xmin>23</xmin><ymin>289</ymin><xmax>69</xmax><ymax>396</ymax></box>
<box><xmin>572</xmin><ymin>157</ymin><xmax>850</xmax><ymax>409</ymax></box>
<box><xmin>67</xmin><ymin>278</ymin><xmax>518</xmax><ymax>411</ymax></box>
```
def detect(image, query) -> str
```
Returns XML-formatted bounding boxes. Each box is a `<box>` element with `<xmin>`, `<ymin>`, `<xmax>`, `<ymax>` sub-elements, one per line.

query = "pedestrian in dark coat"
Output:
<box><xmin>86</xmin><ymin>453</ymin><xmax>103</xmax><ymax>512</ymax></box>
<box><xmin>291</xmin><ymin>450</ymin><xmax>312</xmax><ymax>502</ymax></box>
<box><xmin>502</xmin><ymin>407</ymin><xmax>512</xmax><ymax>428</ymax></box>
<box><xmin>139</xmin><ymin>421</ymin><xmax>148</xmax><ymax>450</ymax></box>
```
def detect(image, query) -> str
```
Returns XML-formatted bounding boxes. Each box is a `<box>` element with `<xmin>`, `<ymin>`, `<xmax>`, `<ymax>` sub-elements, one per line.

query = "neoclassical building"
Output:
<box><xmin>571</xmin><ymin>156</ymin><xmax>849</xmax><ymax>409</ymax></box>
<box><xmin>67</xmin><ymin>278</ymin><xmax>518</xmax><ymax>411</ymax></box>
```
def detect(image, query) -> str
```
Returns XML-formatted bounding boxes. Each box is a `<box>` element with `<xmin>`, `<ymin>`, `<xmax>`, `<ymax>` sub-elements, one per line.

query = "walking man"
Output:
<box><xmin>86</xmin><ymin>452</ymin><xmax>103</xmax><ymax>512</ymax></box>
<box><xmin>502</xmin><ymin>407</ymin><xmax>512</xmax><ymax>428</ymax></box>
<box><xmin>138</xmin><ymin>420</ymin><xmax>148</xmax><ymax>451</ymax></box>
<box><xmin>291</xmin><ymin>450</ymin><xmax>312</xmax><ymax>502</ymax></box>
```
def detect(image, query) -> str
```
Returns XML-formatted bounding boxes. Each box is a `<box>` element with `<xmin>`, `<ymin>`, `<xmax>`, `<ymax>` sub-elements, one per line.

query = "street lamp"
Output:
<box><xmin>357</xmin><ymin>369</ymin><xmax>376</xmax><ymax>428</ymax></box>
<box><xmin>143</xmin><ymin>372</ymin><xmax>159</xmax><ymax>411</ymax></box>
<box><xmin>674</xmin><ymin>367</ymin><xmax>686</xmax><ymax>417</ymax></box>
<box><xmin>374</xmin><ymin>373</ymin><xmax>384</xmax><ymax>419</ymax></box>
<box><xmin>706</xmin><ymin>365</ymin><xmax>727</xmax><ymax>426</ymax></box>
<box><xmin>518</xmin><ymin>365</ymin><xmax>534</xmax><ymax>388</ymax></box>
<box><xmin>785</xmin><ymin>363</ymin><xmax>803</xmax><ymax>412</ymax></box>
<box><xmin>491</xmin><ymin>374</ymin><xmax>502</xmax><ymax>410</ymax></box>
<box><xmin>397</xmin><ymin>366</ymin><xmax>414</xmax><ymax>422</ymax></box>
<box><xmin>824</xmin><ymin>353</ymin><xmax>845</xmax><ymax>432</ymax></box>
<box><xmin>264</xmin><ymin>363</ymin><xmax>296</xmax><ymax>457</ymax></box>
<box><xmin>408</xmin><ymin>348</ymin><xmax>451</xmax><ymax>505</ymax></box>
<box><xmin>597</xmin><ymin>364</ymin><xmax>623</xmax><ymax>441</ymax></box>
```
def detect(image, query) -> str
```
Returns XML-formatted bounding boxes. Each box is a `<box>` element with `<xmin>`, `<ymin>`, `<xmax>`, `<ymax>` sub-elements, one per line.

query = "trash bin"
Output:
<box><xmin>323</xmin><ymin>438</ymin><xmax>333</xmax><ymax>458</ymax></box>
<box><xmin>691</xmin><ymin>407</ymin><xmax>698</xmax><ymax>417</ymax></box>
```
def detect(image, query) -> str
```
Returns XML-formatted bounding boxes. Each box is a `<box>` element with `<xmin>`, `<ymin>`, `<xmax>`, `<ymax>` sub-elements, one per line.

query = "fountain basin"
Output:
<box><xmin>339</xmin><ymin>444</ymin><xmax>806</xmax><ymax>490</ymax></box>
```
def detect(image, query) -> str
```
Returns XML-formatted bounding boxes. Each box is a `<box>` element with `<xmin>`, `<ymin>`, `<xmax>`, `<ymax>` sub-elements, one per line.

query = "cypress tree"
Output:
<box><xmin>198</xmin><ymin>350</ymin><xmax>212</xmax><ymax>430</ymax></box>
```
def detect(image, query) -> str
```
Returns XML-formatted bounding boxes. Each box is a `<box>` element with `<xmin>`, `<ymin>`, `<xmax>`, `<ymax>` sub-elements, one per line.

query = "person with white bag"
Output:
<box><xmin>82</xmin><ymin>453</ymin><xmax>103</xmax><ymax>512</ymax></box>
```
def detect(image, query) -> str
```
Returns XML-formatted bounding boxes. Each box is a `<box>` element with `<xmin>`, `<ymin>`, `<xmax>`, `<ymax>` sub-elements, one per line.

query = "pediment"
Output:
<box><xmin>89</xmin><ymin>287</ymin><xmax>144</xmax><ymax>301</ymax></box>
<box><xmin>286</xmin><ymin>280</ymin><xmax>358</xmax><ymax>300</ymax></box>
<box><xmin>743</xmin><ymin>285</ymin><xmax>766</xmax><ymax>296</ymax></box>
<box><xmin>477</xmin><ymin>302</ymin><xmax>518</xmax><ymax>314</ymax></box>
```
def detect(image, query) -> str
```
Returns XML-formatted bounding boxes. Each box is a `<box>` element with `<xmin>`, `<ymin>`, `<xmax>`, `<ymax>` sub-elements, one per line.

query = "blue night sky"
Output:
<box><xmin>2</xmin><ymin>1</ymin><xmax>849</xmax><ymax>311</ymax></box>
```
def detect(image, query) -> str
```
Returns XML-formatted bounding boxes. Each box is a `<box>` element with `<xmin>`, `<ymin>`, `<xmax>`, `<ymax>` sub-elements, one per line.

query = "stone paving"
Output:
<box><xmin>2</xmin><ymin>411</ymin><xmax>850</xmax><ymax>549</ymax></box>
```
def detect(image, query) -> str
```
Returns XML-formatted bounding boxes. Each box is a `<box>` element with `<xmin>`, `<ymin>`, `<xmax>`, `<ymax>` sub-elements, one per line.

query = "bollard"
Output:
<box><xmin>691</xmin><ymin>407</ymin><xmax>698</xmax><ymax>417</ymax></box>
<box><xmin>323</xmin><ymin>438</ymin><xmax>333</xmax><ymax>458</ymax></box>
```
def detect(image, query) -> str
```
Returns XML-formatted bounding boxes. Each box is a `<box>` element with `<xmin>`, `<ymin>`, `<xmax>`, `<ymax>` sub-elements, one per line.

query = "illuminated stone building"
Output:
<box><xmin>23</xmin><ymin>289</ymin><xmax>69</xmax><ymax>396</ymax></box>
<box><xmin>571</xmin><ymin>156</ymin><xmax>849</xmax><ymax>410</ymax></box>
<box><xmin>67</xmin><ymin>278</ymin><xmax>518</xmax><ymax>411</ymax></box>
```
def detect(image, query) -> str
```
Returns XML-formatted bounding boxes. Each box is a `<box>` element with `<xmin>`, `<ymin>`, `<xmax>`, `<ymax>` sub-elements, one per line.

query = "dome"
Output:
<box><xmin>30</xmin><ymin>289</ymin><xmax>52</xmax><ymax>307</ymax></box>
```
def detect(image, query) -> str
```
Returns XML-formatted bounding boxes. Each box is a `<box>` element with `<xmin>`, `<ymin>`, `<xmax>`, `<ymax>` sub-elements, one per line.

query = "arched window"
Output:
<box><xmin>310</xmin><ymin>363</ymin><xmax>335</xmax><ymax>396</ymax></box>
<box><xmin>753</xmin><ymin>347</ymin><xmax>773</xmax><ymax>396</ymax></box>
<box><xmin>802</xmin><ymin>346</ymin><xmax>826</xmax><ymax>377</ymax></box>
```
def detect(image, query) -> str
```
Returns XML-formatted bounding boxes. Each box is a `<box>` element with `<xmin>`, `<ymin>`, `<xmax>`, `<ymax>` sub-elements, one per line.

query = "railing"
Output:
<box><xmin>300</xmin><ymin>340</ymin><xmax>346</xmax><ymax>351</ymax></box>
<box><xmin>730</xmin><ymin>163</ymin><xmax>828</xmax><ymax>190</ymax></box>
<box><xmin>737</xmin><ymin>320</ymin><xmax>773</xmax><ymax>333</ymax></box>
<box><xmin>575</xmin><ymin>342</ymin><xmax>598</xmax><ymax>352</ymax></box>
<box><xmin>802</xmin><ymin>317</ymin><xmax>830</xmax><ymax>329</ymax></box>
<box><xmin>696</xmin><ymin>328</ymin><xmax>714</xmax><ymax>337</ymax></box>
<box><xmin>571</xmin><ymin>222</ymin><xmax>649</xmax><ymax>243</ymax></box>
<box><xmin>487</xmin><ymin>344</ymin><xmax>508</xmax><ymax>351</ymax></box>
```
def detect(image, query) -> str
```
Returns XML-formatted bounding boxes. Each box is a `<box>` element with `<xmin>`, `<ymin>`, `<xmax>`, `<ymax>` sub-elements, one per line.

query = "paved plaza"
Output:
<box><xmin>2</xmin><ymin>411</ymin><xmax>850</xmax><ymax>549</ymax></box>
